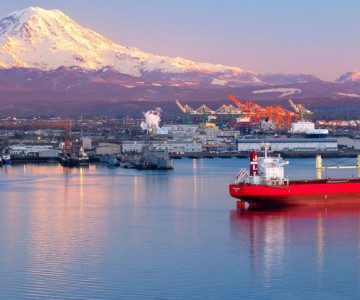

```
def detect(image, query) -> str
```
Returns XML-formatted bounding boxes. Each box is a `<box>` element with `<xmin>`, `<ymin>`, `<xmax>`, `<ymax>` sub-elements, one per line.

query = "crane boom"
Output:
<box><xmin>175</xmin><ymin>99</ymin><xmax>187</xmax><ymax>113</ymax></box>
<box><xmin>288</xmin><ymin>99</ymin><xmax>300</xmax><ymax>113</ymax></box>
<box><xmin>288</xmin><ymin>99</ymin><xmax>313</xmax><ymax>120</ymax></box>
<box><xmin>227</xmin><ymin>93</ymin><xmax>247</xmax><ymax>111</ymax></box>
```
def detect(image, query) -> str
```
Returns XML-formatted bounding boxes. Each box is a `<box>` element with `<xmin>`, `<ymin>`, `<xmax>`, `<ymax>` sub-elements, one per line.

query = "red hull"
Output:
<box><xmin>229</xmin><ymin>178</ymin><xmax>360</xmax><ymax>206</ymax></box>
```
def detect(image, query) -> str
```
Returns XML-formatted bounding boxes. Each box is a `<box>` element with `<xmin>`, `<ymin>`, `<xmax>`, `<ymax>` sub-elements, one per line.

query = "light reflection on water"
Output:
<box><xmin>0</xmin><ymin>158</ymin><xmax>359</xmax><ymax>298</ymax></box>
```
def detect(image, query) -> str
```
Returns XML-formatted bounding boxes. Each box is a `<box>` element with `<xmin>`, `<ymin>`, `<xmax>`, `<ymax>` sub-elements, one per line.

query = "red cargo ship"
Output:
<box><xmin>229</xmin><ymin>145</ymin><xmax>360</xmax><ymax>207</ymax></box>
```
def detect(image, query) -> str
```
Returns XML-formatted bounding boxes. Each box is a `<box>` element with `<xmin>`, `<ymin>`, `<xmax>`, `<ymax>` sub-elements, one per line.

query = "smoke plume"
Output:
<box><xmin>140</xmin><ymin>108</ymin><xmax>162</xmax><ymax>132</ymax></box>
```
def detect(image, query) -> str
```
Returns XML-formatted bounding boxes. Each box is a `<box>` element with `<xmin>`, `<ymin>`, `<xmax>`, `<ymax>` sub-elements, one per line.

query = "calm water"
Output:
<box><xmin>0</xmin><ymin>158</ymin><xmax>360</xmax><ymax>299</ymax></box>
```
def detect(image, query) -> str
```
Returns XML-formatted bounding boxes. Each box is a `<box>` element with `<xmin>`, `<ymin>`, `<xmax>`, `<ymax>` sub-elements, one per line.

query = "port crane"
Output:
<box><xmin>175</xmin><ymin>99</ymin><xmax>195</xmax><ymax>114</ymax></box>
<box><xmin>175</xmin><ymin>99</ymin><xmax>241</xmax><ymax>115</ymax></box>
<box><xmin>288</xmin><ymin>99</ymin><xmax>313</xmax><ymax>121</ymax></box>
<box><xmin>227</xmin><ymin>93</ymin><xmax>299</xmax><ymax>130</ymax></box>
<box><xmin>175</xmin><ymin>99</ymin><xmax>243</xmax><ymax>125</ymax></box>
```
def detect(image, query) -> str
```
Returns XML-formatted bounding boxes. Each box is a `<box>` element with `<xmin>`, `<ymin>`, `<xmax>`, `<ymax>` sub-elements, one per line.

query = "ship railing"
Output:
<box><xmin>266</xmin><ymin>178</ymin><xmax>289</xmax><ymax>186</ymax></box>
<box><xmin>234</xmin><ymin>168</ymin><xmax>247</xmax><ymax>184</ymax></box>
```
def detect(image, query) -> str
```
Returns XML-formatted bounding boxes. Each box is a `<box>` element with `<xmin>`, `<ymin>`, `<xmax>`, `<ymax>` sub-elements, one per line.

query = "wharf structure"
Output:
<box><xmin>237</xmin><ymin>138</ymin><xmax>338</xmax><ymax>152</ymax></box>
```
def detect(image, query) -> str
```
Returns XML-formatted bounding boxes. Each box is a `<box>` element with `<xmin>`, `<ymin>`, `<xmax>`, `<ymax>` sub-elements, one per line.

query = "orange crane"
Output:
<box><xmin>227</xmin><ymin>93</ymin><xmax>250</xmax><ymax>112</ymax></box>
<box><xmin>227</xmin><ymin>93</ymin><xmax>266</xmax><ymax>123</ymax></box>
<box><xmin>227</xmin><ymin>93</ymin><xmax>299</xmax><ymax>130</ymax></box>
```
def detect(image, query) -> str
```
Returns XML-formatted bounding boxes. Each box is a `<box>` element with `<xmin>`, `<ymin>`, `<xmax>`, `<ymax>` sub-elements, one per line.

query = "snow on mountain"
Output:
<box><xmin>334</xmin><ymin>92</ymin><xmax>360</xmax><ymax>98</ymax></box>
<box><xmin>0</xmin><ymin>7</ymin><xmax>324</xmax><ymax>86</ymax></box>
<box><xmin>252</xmin><ymin>88</ymin><xmax>301</xmax><ymax>98</ymax></box>
<box><xmin>336</xmin><ymin>71</ymin><xmax>360</xmax><ymax>82</ymax></box>
<box><xmin>0</xmin><ymin>7</ymin><xmax>246</xmax><ymax>77</ymax></box>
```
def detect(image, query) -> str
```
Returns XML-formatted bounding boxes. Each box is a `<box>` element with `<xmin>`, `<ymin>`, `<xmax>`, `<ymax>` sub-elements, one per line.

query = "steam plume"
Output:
<box><xmin>140</xmin><ymin>108</ymin><xmax>162</xmax><ymax>133</ymax></box>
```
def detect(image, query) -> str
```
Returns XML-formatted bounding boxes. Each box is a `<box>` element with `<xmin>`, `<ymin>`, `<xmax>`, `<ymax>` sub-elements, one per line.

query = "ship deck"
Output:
<box><xmin>289</xmin><ymin>178</ymin><xmax>360</xmax><ymax>185</ymax></box>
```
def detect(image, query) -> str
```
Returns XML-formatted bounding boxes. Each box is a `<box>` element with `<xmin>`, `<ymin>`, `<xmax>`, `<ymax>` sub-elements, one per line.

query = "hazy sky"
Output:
<box><xmin>0</xmin><ymin>0</ymin><xmax>359</xmax><ymax>80</ymax></box>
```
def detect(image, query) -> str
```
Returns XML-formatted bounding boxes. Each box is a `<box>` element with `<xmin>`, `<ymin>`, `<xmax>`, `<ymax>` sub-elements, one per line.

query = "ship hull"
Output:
<box><xmin>229</xmin><ymin>179</ymin><xmax>360</xmax><ymax>206</ymax></box>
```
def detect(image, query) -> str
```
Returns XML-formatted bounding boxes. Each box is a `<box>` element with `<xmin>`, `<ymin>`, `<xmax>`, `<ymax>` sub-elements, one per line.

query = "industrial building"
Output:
<box><xmin>337</xmin><ymin>137</ymin><xmax>360</xmax><ymax>150</ymax></box>
<box><xmin>290</xmin><ymin>121</ymin><xmax>315</xmax><ymax>133</ymax></box>
<box><xmin>82</xmin><ymin>137</ymin><xmax>92</xmax><ymax>150</ymax></box>
<box><xmin>121</xmin><ymin>141</ymin><xmax>202</xmax><ymax>154</ymax></box>
<box><xmin>157</xmin><ymin>125</ymin><xmax>199</xmax><ymax>139</ymax></box>
<box><xmin>121</xmin><ymin>141</ymin><xmax>148</xmax><ymax>153</ymax></box>
<box><xmin>9</xmin><ymin>145</ymin><xmax>59</xmax><ymax>158</ymax></box>
<box><xmin>95</xmin><ymin>143</ymin><xmax>121</xmax><ymax>155</ymax></box>
<box><xmin>237</xmin><ymin>138</ymin><xmax>338</xmax><ymax>152</ymax></box>
<box><xmin>152</xmin><ymin>141</ymin><xmax>202</xmax><ymax>154</ymax></box>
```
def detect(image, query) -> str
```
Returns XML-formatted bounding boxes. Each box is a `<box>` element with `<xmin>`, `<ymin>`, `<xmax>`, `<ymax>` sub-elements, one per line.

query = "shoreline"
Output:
<box><xmin>3</xmin><ymin>149</ymin><xmax>359</xmax><ymax>166</ymax></box>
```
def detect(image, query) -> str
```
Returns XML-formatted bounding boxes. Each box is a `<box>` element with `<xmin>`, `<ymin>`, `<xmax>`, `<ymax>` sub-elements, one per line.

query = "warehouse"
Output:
<box><xmin>152</xmin><ymin>141</ymin><xmax>202</xmax><ymax>154</ymax></box>
<box><xmin>237</xmin><ymin>138</ymin><xmax>338</xmax><ymax>152</ymax></box>
<box><xmin>122</xmin><ymin>141</ymin><xmax>147</xmax><ymax>153</ymax></box>
<box><xmin>9</xmin><ymin>145</ymin><xmax>59</xmax><ymax>158</ymax></box>
<box><xmin>122</xmin><ymin>141</ymin><xmax>202</xmax><ymax>154</ymax></box>
<box><xmin>96</xmin><ymin>143</ymin><xmax>121</xmax><ymax>155</ymax></box>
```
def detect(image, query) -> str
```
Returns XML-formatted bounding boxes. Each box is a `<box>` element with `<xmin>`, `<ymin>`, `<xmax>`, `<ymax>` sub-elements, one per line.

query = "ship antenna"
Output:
<box><xmin>263</xmin><ymin>143</ymin><xmax>269</xmax><ymax>158</ymax></box>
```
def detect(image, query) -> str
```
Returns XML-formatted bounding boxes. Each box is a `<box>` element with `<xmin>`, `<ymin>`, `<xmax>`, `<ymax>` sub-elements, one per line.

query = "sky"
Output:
<box><xmin>0</xmin><ymin>0</ymin><xmax>359</xmax><ymax>80</ymax></box>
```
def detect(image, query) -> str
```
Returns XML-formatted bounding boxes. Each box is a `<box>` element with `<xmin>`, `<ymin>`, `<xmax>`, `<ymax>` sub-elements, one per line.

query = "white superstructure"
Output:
<box><xmin>236</xmin><ymin>144</ymin><xmax>289</xmax><ymax>186</ymax></box>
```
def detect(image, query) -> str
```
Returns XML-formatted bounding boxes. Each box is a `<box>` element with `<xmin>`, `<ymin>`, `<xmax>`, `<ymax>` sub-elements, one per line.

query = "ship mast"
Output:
<box><xmin>263</xmin><ymin>143</ymin><xmax>270</xmax><ymax>158</ymax></box>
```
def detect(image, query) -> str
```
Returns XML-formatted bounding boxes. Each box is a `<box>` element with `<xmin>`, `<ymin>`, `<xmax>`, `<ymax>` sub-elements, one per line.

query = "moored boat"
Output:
<box><xmin>229</xmin><ymin>144</ymin><xmax>360</xmax><ymax>207</ymax></box>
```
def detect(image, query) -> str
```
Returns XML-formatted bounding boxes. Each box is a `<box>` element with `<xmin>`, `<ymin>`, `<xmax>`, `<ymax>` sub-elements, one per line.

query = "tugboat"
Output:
<box><xmin>229</xmin><ymin>144</ymin><xmax>360</xmax><ymax>207</ymax></box>
<box><xmin>77</xmin><ymin>148</ymin><xmax>90</xmax><ymax>166</ymax></box>
<box><xmin>59</xmin><ymin>148</ymin><xmax>89</xmax><ymax>167</ymax></box>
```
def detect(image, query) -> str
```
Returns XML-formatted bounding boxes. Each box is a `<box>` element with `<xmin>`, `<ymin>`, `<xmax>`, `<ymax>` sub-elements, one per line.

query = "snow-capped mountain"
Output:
<box><xmin>0</xmin><ymin>7</ymin><xmax>245</xmax><ymax>76</ymax></box>
<box><xmin>0</xmin><ymin>7</ymin><xmax>322</xmax><ymax>86</ymax></box>
<box><xmin>336</xmin><ymin>71</ymin><xmax>360</xmax><ymax>83</ymax></box>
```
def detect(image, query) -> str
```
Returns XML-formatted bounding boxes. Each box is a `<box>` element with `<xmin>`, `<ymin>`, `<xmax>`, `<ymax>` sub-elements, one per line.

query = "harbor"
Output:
<box><xmin>1</xmin><ymin>100</ymin><xmax>360</xmax><ymax>169</ymax></box>
<box><xmin>1</xmin><ymin>158</ymin><xmax>360</xmax><ymax>298</ymax></box>
<box><xmin>0</xmin><ymin>1</ymin><xmax>359</xmax><ymax>299</ymax></box>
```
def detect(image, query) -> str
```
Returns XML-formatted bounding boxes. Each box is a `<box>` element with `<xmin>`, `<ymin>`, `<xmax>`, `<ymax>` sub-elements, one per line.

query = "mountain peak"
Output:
<box><xmin>336</xmin><ymin>70</ymin><xmax>360</xmax><ymax>83</ymax></box>
<box><xmin>0</xmin><ymin>6</ymin><xmax>117</xmax><ymax>70</ymax></box>
<box><xmin>12</xmin><ymin>6</ymin><xmax>62</xmax><ymax>15</ymax></box>
<box><xmin>2</xmin><ymin>7</ymin><xmax>69</xmax><ymax>35</ymax></box>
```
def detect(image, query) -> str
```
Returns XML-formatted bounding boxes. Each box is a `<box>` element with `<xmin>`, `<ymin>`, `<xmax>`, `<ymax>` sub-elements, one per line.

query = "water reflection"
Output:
<box><xmin>193</xmin><ymin>159</ymin><xmax>198</xmax><ymax>208</ymax></box>
<box><xmin>316</xmin><ymin>214</ymin><xmax>324</xmax><ymax>271</ymax></box>
<box><xmin>2</xmin><ymin>159</ymin><xmax>360</xmax><ymax>298</ymax></box>
<box><xmin>230</xmin><ymin>206</ymin><xmax>360</xmax><ymax>286</ymax></box>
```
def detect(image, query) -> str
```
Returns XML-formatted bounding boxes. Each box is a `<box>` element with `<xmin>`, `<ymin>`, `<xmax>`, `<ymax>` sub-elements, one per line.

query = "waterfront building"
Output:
<box><xmin>9</xmin><ymin>145</ymin><xmax>59</xmax><ymax>158</ymax></box>
<box><xmin>151</xmin><ymin>141</ymin><xmax>202</xmax><ymax>154</ymax></box>
<box><xmin>82</xmin><ymin>137</ymin><xmax>92</xmax><ymax>150</ymax></box>
<box><xmin>237</xmin><ymin>138</ymin><xmax>338</xmax><ymax>152</ymax></box>
<box><xmin>95</xmin><ymin>143</ymin><xmax>121</xmax><ymax>155</ymax></box>
<box><xmin>121</xmin><ymin>140</ymin><xmax>202</xmax><ymax>154</ymax></box>
<box><xmin>121</xmin><ymin>141</ymin><xmax>147</xmax><ymax>153</ymax></box>
<box><xmin>337</xmin><ymin>137</ymin><xmax>360</xmax><ymax>150</ymax></box>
